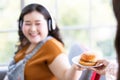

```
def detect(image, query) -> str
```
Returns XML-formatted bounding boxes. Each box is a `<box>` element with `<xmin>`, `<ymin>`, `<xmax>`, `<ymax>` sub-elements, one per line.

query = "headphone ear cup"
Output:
<box><xmin>51</xmin><ymin>18</ymin><xmax>56</xmax><ymax>30</ymax></box>
<box><xmin>48</xmin><ymin>19</ymin><xmax>52</xmax><ymax>31</ymax></box>
<box><xmin>19</xmin><ymin>20</ymin><xmax>23</xmax><ymax>28</ymax></box>
<box><xmin>48</xmin><ymin>19</ymin><xmax>56</xmax><ymax>31</ymax></box>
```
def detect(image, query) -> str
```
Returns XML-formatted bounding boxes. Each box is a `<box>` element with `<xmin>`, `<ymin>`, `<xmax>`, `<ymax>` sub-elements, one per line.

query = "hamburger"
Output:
<box><xmin>79</xmin><ymin>52</ymin><xmax>97</xmax><ymax>66</ymax></box>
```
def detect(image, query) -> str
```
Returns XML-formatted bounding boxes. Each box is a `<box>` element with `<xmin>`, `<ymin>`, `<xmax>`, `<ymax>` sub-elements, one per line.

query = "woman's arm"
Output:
<box><xmin>48</xmin><ymin>53</ymin><xmax>83</xmax><ymax>80</ymax></box>
<box><xmin>64</xmin><ymin>64</ymin><xmax>83</xmax><ymax>80</ymax></box>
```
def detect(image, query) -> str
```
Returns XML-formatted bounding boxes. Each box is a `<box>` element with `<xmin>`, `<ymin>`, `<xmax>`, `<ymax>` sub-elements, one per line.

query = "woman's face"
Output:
<box><xmin>22</xmin><ymin>11</ymin><xmax>48</xmax><ymax>44</ymax></box>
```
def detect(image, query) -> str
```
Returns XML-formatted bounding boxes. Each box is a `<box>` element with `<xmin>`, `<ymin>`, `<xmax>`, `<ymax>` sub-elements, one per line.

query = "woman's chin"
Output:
<box><xmin>30</xmin><ymin>40</ymin><xmax>41</xmax><ymax>44</ymax></box>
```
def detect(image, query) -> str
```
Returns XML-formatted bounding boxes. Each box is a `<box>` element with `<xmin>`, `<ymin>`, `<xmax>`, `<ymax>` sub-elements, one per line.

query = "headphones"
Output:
<box><xmin>19</xmin><ymin>4</ymin><xmax>56</xmax><ymax>31</ymax></box>
<box><xmin>19</xmin><ymin>16</ymin><xmax>56</xmax><ymax>31</ymax></box>
<box><xmin>19</xmin><ymin>20</ymin><xmax>23</xmax><ymax>28</ymax></box>
<box><xmin>48</xmin><ymin>16</ymin><xmax>56</xmax><ymax>31</ymax></box>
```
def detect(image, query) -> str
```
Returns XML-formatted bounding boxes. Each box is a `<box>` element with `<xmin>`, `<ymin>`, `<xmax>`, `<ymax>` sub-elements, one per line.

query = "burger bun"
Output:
<box><xmin>79</xmin><ymin>52</ymin><xmax>97</xmax><ymax>66</ymax></box>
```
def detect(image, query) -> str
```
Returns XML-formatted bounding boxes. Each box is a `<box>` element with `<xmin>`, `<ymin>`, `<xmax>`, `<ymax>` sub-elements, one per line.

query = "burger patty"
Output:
<box><xmin>80</xmin><ymin>59</ymin><xmax>96</xmax><ymax>63</ymax></box>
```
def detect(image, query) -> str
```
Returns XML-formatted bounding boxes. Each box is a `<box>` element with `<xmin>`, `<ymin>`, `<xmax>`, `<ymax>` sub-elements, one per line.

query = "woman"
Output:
<box><xmin>5</xmin><ymin>3</ymin><xmax>83</xmax><ymax>80</ymax></box>
<box><xmin>113</xmin><ymin>0</ymin><xmax>120</xmax><ymax>80</ymax></box>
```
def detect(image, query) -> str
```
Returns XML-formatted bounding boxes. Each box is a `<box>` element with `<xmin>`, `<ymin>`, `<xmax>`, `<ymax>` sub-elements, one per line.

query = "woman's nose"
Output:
<box><xmin>30</xmin><ymin>25</ymin><xmax>37</xmax><ymax>32</ymax></box>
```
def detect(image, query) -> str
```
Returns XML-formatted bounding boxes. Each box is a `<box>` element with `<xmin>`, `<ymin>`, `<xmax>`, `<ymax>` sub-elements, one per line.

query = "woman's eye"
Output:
<box><xmin>25</xmin><ymin>23</ymin><xmax>31</xmax><ymax>26</ymax></box>
<box><xmin>36</xmin><ymin>23</ymin><xmax>41</xmax><ymax>26</ymax></box>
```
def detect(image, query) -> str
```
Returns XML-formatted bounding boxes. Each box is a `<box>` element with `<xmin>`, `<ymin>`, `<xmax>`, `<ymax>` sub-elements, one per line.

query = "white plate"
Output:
<box><xmin>72</xmin><ymin>55</ymin><xmax>102</xmax><ymax>68</ymax></box>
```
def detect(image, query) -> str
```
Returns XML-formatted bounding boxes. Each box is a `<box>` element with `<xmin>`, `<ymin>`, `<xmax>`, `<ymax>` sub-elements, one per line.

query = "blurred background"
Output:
<box><xmin>0</xmin><ymin>0</ymin><xmax>117</xmax><ymax>65</ymax></box>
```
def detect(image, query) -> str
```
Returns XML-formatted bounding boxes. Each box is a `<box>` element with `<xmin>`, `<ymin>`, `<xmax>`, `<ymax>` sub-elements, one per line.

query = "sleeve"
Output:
<box><xmin>44</xmin><ymin>38</ymin><xmax>65</xmax><ymax>65</ymax></box>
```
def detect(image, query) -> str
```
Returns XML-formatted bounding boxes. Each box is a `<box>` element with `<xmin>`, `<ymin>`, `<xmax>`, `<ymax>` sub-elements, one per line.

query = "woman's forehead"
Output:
<box><xmin>23</xmin><ymin>11</ymin><xmax>46</xmax><ymax>21</ymax></box>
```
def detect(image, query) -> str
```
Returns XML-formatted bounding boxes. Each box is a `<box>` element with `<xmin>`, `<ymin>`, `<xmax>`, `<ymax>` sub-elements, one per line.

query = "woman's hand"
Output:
<box><xmin>88</xmin><ymin>59</ymin><xmax>109</xmax><ymax>75</ymax></box>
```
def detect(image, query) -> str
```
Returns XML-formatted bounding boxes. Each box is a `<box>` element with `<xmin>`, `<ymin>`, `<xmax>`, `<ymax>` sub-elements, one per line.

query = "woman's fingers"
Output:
<box><xmin>96</xmin><ymin>59</ymin><xmax>109</xmax><ymax>66</ymax></box>
<box><xmin>88</xmin><ymin>59</ymin><xmax>109</xmax><ymax>75</ymax></box>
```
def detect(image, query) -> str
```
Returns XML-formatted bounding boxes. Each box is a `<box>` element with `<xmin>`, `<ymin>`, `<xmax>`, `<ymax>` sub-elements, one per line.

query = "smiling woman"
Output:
<box><xmin>0</xmin><ymin>0</ymin><xmax>56</xmax><ymax>65</ymax></box>
<box><xmin>0</xmin><ymin>0</ymin><xmax>117</xmax><ymax>80</ymax></box>
<box><xmin>3</xmin><ymin>3</ymin><xmax>85</xmax><ymax>80</ymax></box>
<box><xmin>22</xmin><ymin>11</ymin><xmax>48</xmax><ymax>45</ymax></box>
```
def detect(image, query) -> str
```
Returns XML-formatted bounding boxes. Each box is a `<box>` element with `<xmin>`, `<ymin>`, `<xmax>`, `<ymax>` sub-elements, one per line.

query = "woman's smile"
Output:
<box><xmin>29</xmin><ymin>32</ymin><xmax>39</xmax><ymax>38</ymax></box>
<box><xmin>22</xmin><ymin>11</ymin><xmax>48</xmax><ymax>44</ymax></box>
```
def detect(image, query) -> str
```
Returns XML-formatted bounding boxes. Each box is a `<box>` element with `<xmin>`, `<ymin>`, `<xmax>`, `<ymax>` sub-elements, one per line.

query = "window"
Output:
<box><xmin>0</xmin><ymin>0</ymin><xmax>20</xmax><ymax>64</ymax></box>
<box><xmin>58</xmin><ymin>0</ymin><xmax>116</xmax><ymax>58</ymax></box>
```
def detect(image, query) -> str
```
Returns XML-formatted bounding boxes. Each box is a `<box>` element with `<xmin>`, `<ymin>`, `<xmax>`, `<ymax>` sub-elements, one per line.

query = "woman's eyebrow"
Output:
<box><xmin>35</xmin><ymin>20</ymin><xmax>41</xmax><ymax>22</ymax></box>
<box><xmin>24</xmin><ymin>20</ymin><xmax>44</xmax><ymax>23</ymax></box>
<box><xmin>24</xmin><ymin>21</ymin><xmax>31</xmax><ymax>23</ymax></box>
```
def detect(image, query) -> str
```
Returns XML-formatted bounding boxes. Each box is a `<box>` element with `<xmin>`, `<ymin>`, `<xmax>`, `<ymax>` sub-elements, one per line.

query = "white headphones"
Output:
<box><xmin>19</xmin><ymin>15</ymin><xmax>56</xmax><ymax>32</ymax></box>
<box><xmin>47</xmin><ymin>10</ymin><xmax>56</xmax><ymax>31</ymax></box>
<box><xmin>19</xmin><ymin>17</ymin><xmax>56</xmax><ymax>31</ymax></box>
<box><xmin>19</xmin><ymin>5</ymin><xmax>56</xmax><ymax>31</ymax></box>
<box><xmin>48</xmin><ymin>17</ymin><xmax>56</xmax><ymax>31</ymax></box>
